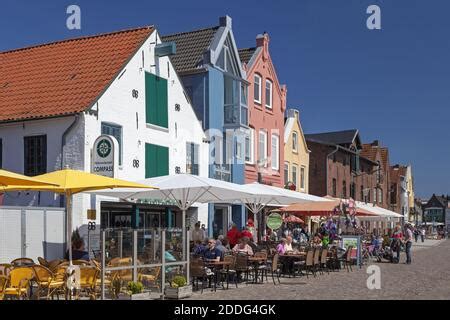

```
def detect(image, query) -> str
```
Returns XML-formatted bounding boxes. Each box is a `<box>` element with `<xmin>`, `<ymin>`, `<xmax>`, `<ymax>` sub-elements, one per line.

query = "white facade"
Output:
<box><xmin>0</xmin><ymin>30</ymin><xmax>209</xmax><ymax>233</ymax></box>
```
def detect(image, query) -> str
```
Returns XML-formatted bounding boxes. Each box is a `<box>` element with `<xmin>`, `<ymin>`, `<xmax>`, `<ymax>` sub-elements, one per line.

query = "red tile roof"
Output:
<box><xmin>0</xmin><ymin>26</ymin><xmax>154</xmax><ymax>122</ymax></box>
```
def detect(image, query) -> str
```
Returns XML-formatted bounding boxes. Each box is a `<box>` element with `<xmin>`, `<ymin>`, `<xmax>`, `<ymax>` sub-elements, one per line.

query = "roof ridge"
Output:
<box><xmin>0</xmin><ymin>25</ymin><xmax>154</xmax><ymax>55</ymax></box>
<box><xmin>238</xmin><ymin>47</ymin><xmax>256</xmax><ymax>51</ymax></box>
<box><xmin>163</xmin><ymin>25</ymin><xmax>220</xmax><ymax>38</ymax></box>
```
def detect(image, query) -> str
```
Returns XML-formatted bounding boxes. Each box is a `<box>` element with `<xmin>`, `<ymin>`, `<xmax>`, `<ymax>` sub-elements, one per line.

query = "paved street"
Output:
<box><xmin>186</xmin><ymin>239</ymin><xmax>450</xmax><ymax>300</ymax></box>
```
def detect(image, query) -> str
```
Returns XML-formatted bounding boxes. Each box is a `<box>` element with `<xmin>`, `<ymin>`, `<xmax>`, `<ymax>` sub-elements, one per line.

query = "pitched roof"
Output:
<box><xmin>0</xmin><ymin>26</ymin><xmax>154</xmax><ymax>123</ymax></box>
<box><xmin>238</xmin><ymin>47</ymin><xmax>256</xmax><ymax>64</ymax></box>
<box><xmin>360</xmin><ymin>144</ymin><xmax>379</xmax><ymax>162</ymax></box>
<box><xmin>161</xmin><ymin>27</ymin><xmax>219</xmax><ymax>74</ymax></box>
<box><xmin>305</xmin><ymin>129</ymin><xmax>359</xmax><ymax>146</ymax></box>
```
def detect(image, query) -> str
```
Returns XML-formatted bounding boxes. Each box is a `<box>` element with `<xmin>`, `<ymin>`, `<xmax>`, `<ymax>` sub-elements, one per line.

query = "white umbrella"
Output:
<box><xmin>355</xmin><ymin>201</ymin><xmax>403</xmax><ymax>218</ymax></box>
<box><xmin>210</xmin><ymin>182</ymin><xmax>330</xmax><ymax>241</ymax></box>
<box><xmin>89</xmin><ymin>174</ymin><xmax>255</xmax><ymax>279</ymax></box>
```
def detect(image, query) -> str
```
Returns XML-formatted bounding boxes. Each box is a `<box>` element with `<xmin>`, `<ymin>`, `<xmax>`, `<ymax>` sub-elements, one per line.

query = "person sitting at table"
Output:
<box><xmin>232</xmin><ymin>237</ymin><xmax>254</xmax><ymax>256</ymax></box>
<box><xmin>285</xmin><ymin>236</ymin><xmax>294</xmax><ymax>252</ymax></box>
<box><xmin>203</xmin><ymin>239</ymin><xmax>222</xmax><ymax>262</ymax></box>
<box><xmin>312</xmin><ymin>233</ymin><xmax>322</xmax><ymax>247</ymax></box>
<box><xmin>276</xmin><ymin>238</ymin><xmax>287</xmax><ymax>255</ymax></box>
<box><xmin>215</xmin><ymin>239</ymin><xmax>227</xmax><ymax>256</ymax></box>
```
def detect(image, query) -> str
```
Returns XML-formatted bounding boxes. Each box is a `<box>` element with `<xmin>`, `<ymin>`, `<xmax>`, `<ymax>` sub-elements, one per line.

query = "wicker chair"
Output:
<box><xmin>3</xmin><ymin>266</ymin><xmax>34</xmax><ymax>299</ymax></box>
<box><xmin>0</xmin><ymin>275</ymin><xmax>7</xmax><ymax>300</ymax></box>
<box><xmin>11</xmin><ymin>258</ymin><xmax>35</xmax><ymax>267</ymax></box>
<box><xmin>190</xmin><ymin>258</ymin><xmax>215</xmax><ymax>294</ymax></box>
<box><xmin>0</xmin><ymin>264</ymin><xmax>12</xmax><ymax>277</ymax></box>
<box><xmin>77</xmin><ymin>266</ymin><xmax>99</xmax><ymax>300</ymax></box>
<box><xmin>300</xmin><ymin>249</ymin><xmax>315</xmax><ymax>278</ymax></box>
<box><xmin>313</xmin><ymin>248</ymin><xmax>321</xmax><ymax>275</ymax></box>
<box><xmin>270</xmin><ymin>253</ymin><xmax>281</xmax><ymax>285</ymax></box>
<box><xmin>320</xmin><ymin>248</ymin><xmax>329</xmax><ymax>274</ymax></box>
<box><xmin>218</xmin><ymin>255</ymin><xmax>237</xmax><ymax>289</ymax></box>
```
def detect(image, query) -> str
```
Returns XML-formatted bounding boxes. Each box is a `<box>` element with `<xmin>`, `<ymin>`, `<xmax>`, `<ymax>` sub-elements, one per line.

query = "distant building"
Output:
<box><xmin>284</xmin><ymin>109</ymin><xmax>310</xmax><ymax>193</ymax></box>
<box><xmin>422</xmin><ymin>194</ymin><xmax>449</xmax><ymax>233</ymax></box>
<box><xmin>305</xmin><ymin>130</ymin><xmax>379</xmax><ymax>203</ymax></box>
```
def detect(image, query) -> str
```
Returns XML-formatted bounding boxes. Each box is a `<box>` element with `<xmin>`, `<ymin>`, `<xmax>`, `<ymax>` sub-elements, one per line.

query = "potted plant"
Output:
<box><xmin>117</xmin><ymin>281</ymin><xmax>151</xmax><ymax>300</ymax></box>
<box><xmin>165</xmin><ymin>275</ymin><xmax>192</xmax><ymax>299</ymax></box>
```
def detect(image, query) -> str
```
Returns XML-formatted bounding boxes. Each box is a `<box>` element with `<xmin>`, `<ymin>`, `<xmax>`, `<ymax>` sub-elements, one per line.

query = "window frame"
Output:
<box><xmin>292</xmin><ymin>164</ymin><xmax>298</xmax><ymax>188</ymax></box>
<box><xmin>254</xmin><ymin>74</ymin><xmax>262</xmax><ymax>104</ymax></box>
<box><xmin>300</xmin><ymin>166</ymin><xmax>305</xmax><ymax>190</ymax></box>
<box><xmin>245</xmin><ymin>128</ymin><xmax>255</xmax><ymax>164</ymax></box>
<box><xmin>186</xmin><ymin>142</ymin><xmax>199</xmax><ymax>175</ymax></box>
<box><xmin>292</xmin><ymin>131</ymin><xmax>298</xmax><ymax>153</ymax></box>
<box><xmin>258</xmin><ymin>130</ymin><xmax>268</xmax><ymax>168</ymax></box>
<box><xmin>265</xmin><ymin>79</ymin><xmax>273</xmax><ymax>109</ymax></box>
<box><xmin>24</xmin><ymin>135</ymin><xmax>47</xmax><ymax>177</ymax></box>
<box><xmin>271</xmin><ymin>134</ymin><xmax>279</xmax><ymax>171</ymax></box>
<box><xmin>284</xmin><ymin>162</ymin><xmax>289</xmax><ymax>185</ymax></box>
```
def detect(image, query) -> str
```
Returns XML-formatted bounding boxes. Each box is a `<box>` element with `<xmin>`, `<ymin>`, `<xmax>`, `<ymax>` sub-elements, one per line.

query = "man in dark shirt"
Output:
<box><xmin>203</xmin><ymin>239</ymin><xmax>222</xmax><ymax>261</ymax></box>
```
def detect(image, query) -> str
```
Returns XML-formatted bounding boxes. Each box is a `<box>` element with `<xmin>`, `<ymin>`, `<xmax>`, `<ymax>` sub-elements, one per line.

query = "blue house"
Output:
<box><xmin>162</xmin><ymin>16</ymin><xmax>249</xmax><ymax>237</ymax></box>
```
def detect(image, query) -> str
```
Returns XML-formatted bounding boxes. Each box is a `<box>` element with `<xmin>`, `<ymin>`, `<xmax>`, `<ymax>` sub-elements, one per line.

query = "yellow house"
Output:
<box><xmin>284</xmin><ymin>109</ymin><xmax>310</xmax><ymax>193</ymax></box>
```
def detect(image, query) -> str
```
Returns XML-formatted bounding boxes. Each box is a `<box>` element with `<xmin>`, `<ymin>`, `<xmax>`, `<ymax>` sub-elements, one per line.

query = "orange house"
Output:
<box><xmin>239</xmin><ymin>33</ymin><xmax>287</xmax><ymax>187</ymax></box>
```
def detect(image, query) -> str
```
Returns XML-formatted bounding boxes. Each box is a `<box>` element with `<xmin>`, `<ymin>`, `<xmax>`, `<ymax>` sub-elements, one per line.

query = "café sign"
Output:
<box><xmin>92</xmin><ymin>135</ymin><xmax>118</xmax><ymax>177</ymax></box>
<box><xmin>266</xmin><ymin>213</ymin><xmax>283</xmax><ymax>230</ymax></box>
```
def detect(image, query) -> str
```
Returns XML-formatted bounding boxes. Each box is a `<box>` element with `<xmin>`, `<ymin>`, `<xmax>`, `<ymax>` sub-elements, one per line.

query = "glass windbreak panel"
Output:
<box><xmin>103</xmin><ymin>229</ymin><xmax>134</xmax><ymax>264</ymax></box>
<box><xmin>165</xmin><ymin>265</ymin><xmax>187</xmax><ymax>289</ymax></box>
<box><xmin>137</xmin><ymin>228</ymin><xmax>162</xmax><ymax>265</ymax></box>
<box><xmin>138</xmin><ymin>266</ymin><xmax>162</xmax><ymax>294</ymax></box>
<box><xmin>165</xmin><ymin>228</ymin><xmax>183</xmax><ymax>262</ymax></box>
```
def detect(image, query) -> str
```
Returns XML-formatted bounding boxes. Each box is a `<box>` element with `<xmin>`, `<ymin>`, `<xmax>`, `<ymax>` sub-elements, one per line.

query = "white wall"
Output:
<box><xmin>0</xmin><ymin>29</ymin><xmax>209</xmax><ymax>231</ymax></box>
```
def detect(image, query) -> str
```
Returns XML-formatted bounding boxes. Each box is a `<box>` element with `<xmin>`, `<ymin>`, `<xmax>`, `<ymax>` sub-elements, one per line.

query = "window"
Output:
<box><xmin>254</xmin><ymin>74</ymin><xmax>262</xmax><ymax>104</ymax></box>
<box><xmin>101</xmin><ymin>123</ymin><xmax>123</xmax><ymax>165</ymax></box>
<box><xmin>186</xmin><ymin>142</ymin><xmax>199</xmax><ymax>175</ymax></box>
<box><xmin>271</xmin><ymin>134</ymin><xmax>279</xmax><ymax>170</ymax></box>
<box><xmin>24</xmin><ymin>135</ymin><xmax>47</xmax><ymax>176</ymax></box>
<box><xmin>378</xmin><ymin>188</ymin><xmax>383</xmax><ymax>204</ymax></box>
<box><xmin>235</xmin><ymin>140</ymin><xmax>243</xmax><ymax>159</ymax></box>
<box><xmin>284</xmin><ymin>162</ymin><xmax>289</xmax><ymax>184</ymax></box>
<box><xmin>265</xmin><ymin>79</ymin><xmax>272</xmax><ymax>109</ymax></box>
<box><xmin>343</xmin><ymin>155</ymin><xmax>347</xmax><ymax>166</ymax></box>
<box><xmin>360</xmin><ymin>185</ymin><xmax>364</xmax><ymax>201</ymax></box>
<box><xmin>292</xmin><ymin>165</ymin><xmax>298</xmax><ymax>188</ymax></box>
<box><xmin>145</xmin><ymin>72</ymin><xmax>168</xmax><ymax>128</ymax></box>
<box><xmin>292</xmin><ymin>132</ymin><xmax>298</xmax><ymax>152</ymax></box>
<box><xmin>245</xmin><ymin>128</ymin><xmax>254</xmax><ymax>164</ymax></box>
<box><xmin>332</xmin><ymin>178</ymin><xmax>337</xmax><ymax>197</ymax></box>
<box><xmin>224</xmin><ymin>76</ymin><xmax>247</xmax><ymax>126</ymax></box>
<box><xmin>373</xmin><ymin>188</ymin><xmax>377</xmax><ymax>203</ymax></box>
<box><xmin>145</xmin><ymin>143</ymin><xmax>169</xmax><ymax>178</ymax></box>
<box><xmin>258</xmin><ymin>130</ymin><xmax>267</xmax><ymax>167</ymax></box>
<box><xmin>350</xmin><ymin>182</ymin><xmax>355</xmax><ymax>199</ymax></box>
<box><xmin>300</xmin><ymin>166</ymin><xmax>305</xmax><ymax>190</ymax></box>
<box><xmin>343</xmin><ymin>181</ymin><xmax>347</xmax><ymax>198</ymax></box>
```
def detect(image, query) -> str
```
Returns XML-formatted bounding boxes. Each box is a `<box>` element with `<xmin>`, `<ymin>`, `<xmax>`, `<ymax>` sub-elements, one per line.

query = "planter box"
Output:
<box><xmin>165</xmin><ymin>285</ymin><xmax>192</xmax><ymax>299</ymax></box>
<box><xmin>117</xmin><ymin>291</ymin><xmax>156</xmax><ymax>300</ymax></box>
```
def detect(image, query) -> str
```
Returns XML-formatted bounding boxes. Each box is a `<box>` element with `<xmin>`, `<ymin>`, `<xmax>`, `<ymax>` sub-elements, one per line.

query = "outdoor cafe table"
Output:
<box><xmin>247</xmin><ymin>257</ymin><xmax>267</xmax><ymax>284</ymax></box>
<box><xmin>204</xmin><ymin>260</ymin><xmax>232</xmax><ymax>289</ymax></box>
<box><xmin>279</xmin><ymin>253</ymin><xmax>306</xmax><ymax>276</ymax></box>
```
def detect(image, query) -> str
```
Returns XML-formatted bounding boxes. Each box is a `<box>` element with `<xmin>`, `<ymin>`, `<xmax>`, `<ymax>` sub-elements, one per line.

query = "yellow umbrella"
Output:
<box><xmin>4</xmin><ymin>168</ymin><xmax>156</xmax><ymax>263</ymax></box>
<box><xmin>0</xmin><ymin>169</ymin><xmax>59</xmax><ymax>188</ymax></box>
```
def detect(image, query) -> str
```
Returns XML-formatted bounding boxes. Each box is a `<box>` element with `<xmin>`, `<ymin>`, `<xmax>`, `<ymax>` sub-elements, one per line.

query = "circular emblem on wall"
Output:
<box><xmin>97</xmin><ymin>139</ymin><xmax>112</xmax><ymax>158</ymax></box>
<box><xmin>267</xmin><ymin>213</ymin><xmax>283</xmax><ymax>230</ymax></box>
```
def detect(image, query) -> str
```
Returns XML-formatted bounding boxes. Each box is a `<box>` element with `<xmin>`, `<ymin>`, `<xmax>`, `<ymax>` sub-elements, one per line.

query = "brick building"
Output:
<box><xmin>306</xmin><ymin>130</ymin><xmax>379</xmax><ymax>202</ymax></box>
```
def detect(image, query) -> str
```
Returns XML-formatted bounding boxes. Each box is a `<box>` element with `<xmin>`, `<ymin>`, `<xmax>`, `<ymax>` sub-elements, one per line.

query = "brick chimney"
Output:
<box><xmin>371</xmin><ymin>140</ymin><xmax>380</xmax><ymax>147</ymax></box>
<box><xmin>256</xmin><ymin>32</ymin><xmax>270</xmax><ymax>60</ymax></box>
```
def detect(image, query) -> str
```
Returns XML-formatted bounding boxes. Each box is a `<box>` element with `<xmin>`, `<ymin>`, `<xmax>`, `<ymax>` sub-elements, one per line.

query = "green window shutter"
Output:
<box><xmin>145</xmin><ymin>72</ymin><xmax>168</xmax><ymax>128</ymax></box>
<box><xmin>145</xmin><ymin>143</ymin><xmax>169</xmax><ymax>178</ymax></box>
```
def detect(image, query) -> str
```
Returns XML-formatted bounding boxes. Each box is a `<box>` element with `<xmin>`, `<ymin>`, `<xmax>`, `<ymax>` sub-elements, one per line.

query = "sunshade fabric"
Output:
<box><xmin>3</xmin><ymin>168</ymin><xmax>154</xmax><ymax>194</ymax></box>
<box><xmin>279</xmin><ymin>199</ymin><xmax>375</xmax><ymax>216</ymax></box>
<box><xmin>0</xmin><ymin>169</ymin><xmax>58</xmax><ymax>187</ymax></box>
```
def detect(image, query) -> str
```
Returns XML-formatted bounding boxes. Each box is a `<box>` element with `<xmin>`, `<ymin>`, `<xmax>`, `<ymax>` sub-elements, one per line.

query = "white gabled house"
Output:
<box><xmin>0</xmin><ymin>26</ymin><xmax>209</xmax><ymax>255</ymax></box>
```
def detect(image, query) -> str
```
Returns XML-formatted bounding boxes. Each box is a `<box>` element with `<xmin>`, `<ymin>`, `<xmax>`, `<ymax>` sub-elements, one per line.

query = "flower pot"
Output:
<box><xmin>164</xmin><ymin>285</ymin><xmax>192</xmax><ymax>299</ymax></box>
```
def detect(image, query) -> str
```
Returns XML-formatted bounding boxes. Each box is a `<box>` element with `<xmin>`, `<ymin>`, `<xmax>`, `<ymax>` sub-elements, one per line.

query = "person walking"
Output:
<box><xmin>392</xmin><ymin>225</ymin><xmax>403</xmax><ymax>263</ymax></box>
<box><xmin>413</xmin><ymin>227</ymin><xmax>419</xmax><ymax>242</ymax></box>
<box><xmin>404</xmin><ymin>224</ymin><xmax>413</xmax><ymax>264</ymax></box>
<box><xmin>421</xmin><ymin>228</ymin><xmax>425</xmax><ymax>242</ymax></box>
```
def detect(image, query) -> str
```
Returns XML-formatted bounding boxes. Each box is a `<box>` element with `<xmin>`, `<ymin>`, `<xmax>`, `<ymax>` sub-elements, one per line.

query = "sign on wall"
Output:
<box><xmin>92</xmin><ymin>135</ymin><xmax>119</xmax><ymax>177</ymax></box>
<box><xmin>266</xmin><ymin>213</ymin><xmax>283</xmax><ymax>230</ymax></box>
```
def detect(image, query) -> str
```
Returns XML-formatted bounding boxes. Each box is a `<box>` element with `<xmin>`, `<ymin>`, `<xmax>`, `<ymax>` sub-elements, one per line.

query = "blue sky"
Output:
<box><xmin>1</xmin><ymin>0</ymin><xmax>449</xmax><ymax>198</ymax></box>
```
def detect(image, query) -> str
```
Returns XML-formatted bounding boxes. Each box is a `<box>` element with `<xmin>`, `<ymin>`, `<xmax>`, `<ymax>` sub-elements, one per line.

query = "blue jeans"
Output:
<box><xmin>405</xmin><ymin>241</ymin><xmax>412</xmax><ymax>264</ymax></box>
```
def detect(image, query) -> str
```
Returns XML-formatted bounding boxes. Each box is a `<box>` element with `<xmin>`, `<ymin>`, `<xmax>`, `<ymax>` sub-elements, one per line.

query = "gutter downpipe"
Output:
<box><xmin>59</xmin><ymin>114</ymin><xmax>81</xmax><ymax>207</ymax></box>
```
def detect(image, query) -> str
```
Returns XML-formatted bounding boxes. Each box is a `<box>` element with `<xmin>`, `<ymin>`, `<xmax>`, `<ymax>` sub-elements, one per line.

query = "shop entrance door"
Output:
<box><xmin>213</xmin><ymin>207</ymin><xmax>228</xmax><ymax>239</ymax></box>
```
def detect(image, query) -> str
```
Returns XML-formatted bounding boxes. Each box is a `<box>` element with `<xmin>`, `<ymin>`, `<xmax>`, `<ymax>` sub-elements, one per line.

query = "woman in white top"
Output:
<box><xmin>285</xmin><ymin>236</ymin><xmax>294</xmax><ymax>252</ymax></box>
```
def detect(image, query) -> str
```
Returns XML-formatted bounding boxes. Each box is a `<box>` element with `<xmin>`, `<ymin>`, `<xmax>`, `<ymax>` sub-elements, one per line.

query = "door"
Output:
<box><xmin>24</xmin><ymin>209</ymin><xmax>45</xmax><ymax>261</ymax></box>
<box><xmin>213</xmin><ymin>207</ymin><xmax>228</xmax><ymax>239</ymax></box>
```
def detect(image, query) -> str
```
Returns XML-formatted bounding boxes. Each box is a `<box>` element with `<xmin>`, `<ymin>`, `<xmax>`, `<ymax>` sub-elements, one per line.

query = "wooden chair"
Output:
<box><xmin>320</xmin><ymin>248</ymin><xmax>329</xmax><ymax>274</ymax></box>
<box><xmin>313</xmin><ymin>248</ymin><xmax>321</xmax><ymax>275</ymax></box>
<box><xmin>37</xmin><ymin>257</ymin><xmax>50</xmax><ymax>268</ymax></box>
<box><xmin>254</xmin><ymin>251</ymin><xmax>269</xmax><ymax>282</ymax></box>
<box><xmin>218</xmin><ymin>255</ymin><xmax>237</xmax><ymax>289</ymax></box>
<box><xmin>190</xmin><ymin>258</ymin><xmax>215</xmax><ymax>294</ymax></box>
<box><xmin>11</xmin><ymin>258</ymin><xmax>35</xmax><ymax>267</ymax></box>
<box><xmin>234</xmin><ymin>253</ymin><xmax>252</xmax><ymax>284</ymax></box>
<box><xmin>301</xmin><ymin>249</ymin><xmax>315</xmax><ymax>278</ymax></box>
<box><xmin>270</xmin><ymin>254</ymin><xmax>281</xmax><ymax>285</ymax></box>
<box><xmin>46</xmin><ymin>265</ymin><xmax>68</xmax><ymax>300</ymax></box>
<box><xmin>345</xmin><ymin>246</ymin><xmax>354</xmax><ymax>272</ymax></box>
<box><xmin>3</xmin><ymin>266</ymin><xmax>34</xmax><ymax>299</ymax></box>
<box><xmin>31</xmin><ymin>265</ymin><xmax>66</xmax><ymax>300</ymax></box>
<box><xmin>72</xmin><ymin>259</ymin><xmax>91</xmax><ymax>266</ymax></box>
<box><xmin>0</xmin><ymin>275</ymin><xmax>7</xmax><ymax>300</ymax></box>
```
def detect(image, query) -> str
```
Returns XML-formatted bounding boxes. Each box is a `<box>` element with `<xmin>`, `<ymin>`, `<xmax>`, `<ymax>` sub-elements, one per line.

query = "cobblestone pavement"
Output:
<box><xmin>186</xmin><ymin>239</ymin><xmax>450</xmax><ymax>300</ymax></box>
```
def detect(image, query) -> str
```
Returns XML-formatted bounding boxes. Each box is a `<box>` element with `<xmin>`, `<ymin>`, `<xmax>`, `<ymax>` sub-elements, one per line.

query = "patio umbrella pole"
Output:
<box><xmin>67</xmin><ymin>193</ymin><xmax>73</xmax><ymax>264</ymax></box>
